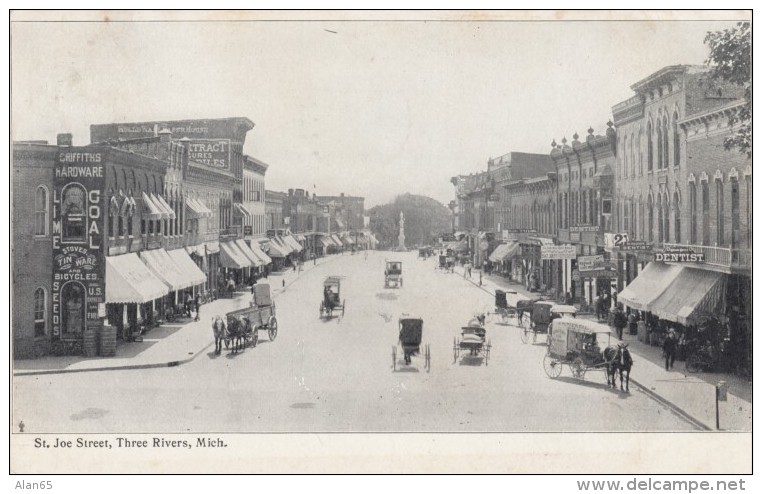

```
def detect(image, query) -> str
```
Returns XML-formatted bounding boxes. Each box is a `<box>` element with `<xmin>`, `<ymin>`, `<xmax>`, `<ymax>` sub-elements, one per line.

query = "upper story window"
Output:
<box><xmin>35</xmin><ymin>185</ymin><xmax>49</xmax><ymax>236</ymax></box>
<box><xmin>34</xmin><ymin>287</ymin><xmax>47</xmax><ymax>337</ymax></box>
<box><xmin>673</xmin><ymin>111</ymin><xmax>681</xmax><ymax>166</ymax></box>
<box><xmin>61</xmin><ymin>184</ymin><xmax>87</xmax><ymax>243</ymax></box>
<box><xmin>647</xmin><ymin>121</ymin><xmax>654</xmax><ymax>172</ymax></box>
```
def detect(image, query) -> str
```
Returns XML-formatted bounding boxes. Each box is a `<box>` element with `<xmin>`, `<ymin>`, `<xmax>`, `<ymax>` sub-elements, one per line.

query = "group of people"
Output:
<box><xmin>183</xmin><ymin>293</ymin><xmax>201</xmax><ymax>322</ymax></box>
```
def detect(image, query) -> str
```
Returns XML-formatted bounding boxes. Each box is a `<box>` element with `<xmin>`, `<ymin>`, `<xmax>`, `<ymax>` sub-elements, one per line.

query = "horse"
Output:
<box><xmin>610</xmin><ymin>343</ymin><xmax>633</xmax><ymax>392</ymax></box>
<box><xmin>225</xmin><ymin>317</ymin><xmax>246</xmax><ymax>354</ymax></box>
<box><xmin>212</xmin><ymin>316</ymin><xmax>226</xmax><ymax>354</ymax></box>
<box><xmin>602</xmin><ymin>346</ymin><xmax>619</xmax><ymax>388</ymax></box>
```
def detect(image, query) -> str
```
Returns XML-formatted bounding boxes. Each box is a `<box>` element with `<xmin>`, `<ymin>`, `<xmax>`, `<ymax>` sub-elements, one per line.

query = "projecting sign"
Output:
<box><xmin>654</xmin><ymin>246</ymin><xmax>705</xmax><ymax>263</ymax></box>
<box><xmin>541</xmin><ymin>244</ymin><xmax>576</xmax><ymax>260</ymax></box>
<box><xmin>578</xmin><ymin>255</ymin><xmax>604</xmax><ymax>272</ymax></box>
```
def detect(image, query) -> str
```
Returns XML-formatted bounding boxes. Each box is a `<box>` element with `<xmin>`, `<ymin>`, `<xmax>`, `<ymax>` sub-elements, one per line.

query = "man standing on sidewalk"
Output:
<box><xmin>613</xmin><ymin>307</ymin><xmax>627</xmax><ymax>341</ymax></box>
<box><xmin>663</xmin><ymin>328</ymin><xmax>677</xmax><ymax>370</ymax></box>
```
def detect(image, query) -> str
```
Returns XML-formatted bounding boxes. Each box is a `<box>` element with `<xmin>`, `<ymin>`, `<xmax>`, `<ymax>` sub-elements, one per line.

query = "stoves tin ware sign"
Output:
<box><xmin>51</xmin><ymin>150</ymin><xmax>105</xmax><ymax>337</ymax></box>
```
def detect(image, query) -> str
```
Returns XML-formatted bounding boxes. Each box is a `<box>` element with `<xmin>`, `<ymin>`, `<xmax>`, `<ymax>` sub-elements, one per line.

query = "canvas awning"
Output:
<box><xmin>151</xmin><ymin>193</ymin><xmax>176</xmax><ymax>220</ymax></box>
<box><xmin>186</xmin><ymin>198</ymin><xmax>213</xmax><ymax>219</ymax></box>
<box><xmin>249</xmin><ymin>243</ymin><xmax>272</xmax><ymax>265</ymax></box>
<box><xmin>649</xmin><ymin>267</ymin><xmax>727</xmax><ymax>325</ymax></box>
<box><xmin>294</xmin><ymin>234</ymin><xmax>306</xmax><ymax>242</ymax></box>
<box><xmin>331</xmin><ymin>234</ymin><xmax>343</xmax><ymax>246</ymax></box>
<box><xmin>140</xmin><ymin>248</ymin><xmax>195</xmax><ymax>291</ymax></box>
<box><xmin>205</xmin><ymin>240</ymin><xmax>220</xmax><ymax>254</ymax></box>
<box><xmin>283</xmin><ymin>235</ymin><xmax>303</xmax><ymax>252</ymax></box>
<box><xmin>167</xmin><ymin>248</ymin><xmax>207</xmax><ymax>286</ymax></box>
<box><xmin>318</xmin><ymin>236</ymin><xmax>333</xmax><ymax>248</ymax></box>
<box><xmin>141</xmin><ymin>192</ymin><xmax>163</xmax><ymax>220</ymax></box>
<box><xmin>267</xmin><ymin>238</ymin><xmax>291</xmax><ymax>258</ymax></box>
<box><xmin>105</xmin><ymin>253</ymin><xmax>169</xmax><ymax>304</ymax></box>
<box><xmin>489</xmin><ymin>242</ymin><xmax>520</xmax><ymax>262</ymax></box>
<box><xmin>617</xmin><ymin>262</ymin><xmax>683</xmax><ymax>311</ymax></box>
<box><xmin>234</xmin><ymin>203</ymin><xmax>251</xmax><ymax>221</ymax></box>
<box><xmin>236</xmin><ymin>239</ymin><xmax>264</xmax><ymax>267</ymax></box>
<box><xmin>219</xmin><ymin>241</ymin><xmax>250</xmax><ymax>269</ymax></box>
<box><xmin>340</xmin><ymin>236</ymin><xmax>353</xmax><ymax>247</ymax></box>
<box><xmin>185</xmin><ymin>243</ymin><xmax>206</xmax><ymax>257</ymax></box>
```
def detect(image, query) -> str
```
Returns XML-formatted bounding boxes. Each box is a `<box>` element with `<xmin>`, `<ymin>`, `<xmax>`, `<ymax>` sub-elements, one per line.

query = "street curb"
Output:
<box><xmin>454</xmin><ymin>266</ymin><xmax>713</xmax><ymax>432</ymax></box>
<box><xmin>626</xmin><ymin>377</ymin><xmax>712</xmax><ymax>431</ymax></box>
<box><xmin>13</xmin><ymin>255</ymin><xmax>342</xmax><ymax>377</ymax></box>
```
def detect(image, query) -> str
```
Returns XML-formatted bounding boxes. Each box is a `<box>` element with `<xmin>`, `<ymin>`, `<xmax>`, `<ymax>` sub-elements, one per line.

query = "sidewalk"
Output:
<box><xmin>453</xmin><ymin>266</ymin><xmax>752</xmax><ymax>432</ymax></box>
<box><xmin>13</xmin><ymin>255</ymin><xmax>338</xmax><ymax>377</ymax></box>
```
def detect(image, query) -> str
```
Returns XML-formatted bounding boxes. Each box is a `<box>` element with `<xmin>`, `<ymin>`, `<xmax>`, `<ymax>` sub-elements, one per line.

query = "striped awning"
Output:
<box><xmin>489</xmin><ymin>242</ymin><xmax>520</xmax><ymax>262</ymax></box>
<box><xmin>151</xmin><ymin>193</ymin><xmax>176</xmax><ymax>220</ymax></box>
<box><xmin>249</xmin><ymin>243</ymin><xmax>272</xmax><ymax>265</ymax></box>
<box><xmin>235</xmin><ymin>239</ymin><xmax>263</xmax><ymax>267</ymax></box>
<box><xmin>167</xmin><ymin>248</ymin><xmax>207</xmax><ymax>286</ymax></box>
<box><xmin>283</xmin><ymin>235</ymin><xmax>303</xmax><ymax>252</ymax></box>
<box><xmin>140</xmin><ymin>248</ymin><xmax>195</xmax><ymax>291</ymax></box>
<box><xmin>267</xmin><ymin>238</ymin><xmax>291</xmax><ymax>258</ymax></box>
<box><xmin>618</xmin><ymin>262</ymin><xmax>683</xmax><ymax>311</ymax></box>
<box><xmin>186</xmin><ymin>198</ymin><xmax>213</xmax><ymax>219</ymax></box>
<box><xmin>295</xmin><ymin>234</ymin><xmax>306</xmax><ymax>242</ymax></box>
<box><xmin>331</xmin><ymin>234</ymin><xmax>343</xmax><ymax>246</ymax></box>
<box><xmin>141</xmin><ymin>192</ymin><xmax>163</xmax><ymax>220</ymax></box>
<box><xmin>219</xmin><ymin>241</ymin><xmax>250</xmax><ymax>269</ymax></box>
<box><xmin>649</xmin><ymin>267</ymin><xmax>727</xmax><ymax>325</ymax></box>
<box><xmin>106</xmin><ymin>253</ymin><xmax>169</xmax><ymax>304</ymax></box>
<box><xmin>318</xmin><ymin>236</ymin><xmax>333</xmax><ymax>248</ymax></box>
<box><xmin>234</xmin><ymin>203</ymin><xmax>251</xmax><ymax>221</ymax></box>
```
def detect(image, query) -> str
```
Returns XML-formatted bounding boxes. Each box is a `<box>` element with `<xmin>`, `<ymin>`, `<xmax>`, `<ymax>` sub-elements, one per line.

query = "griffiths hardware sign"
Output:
<box><xmin>654</xmin><ymin>246</ymin><xmax>705</xmax><ymax>263</ymax></box>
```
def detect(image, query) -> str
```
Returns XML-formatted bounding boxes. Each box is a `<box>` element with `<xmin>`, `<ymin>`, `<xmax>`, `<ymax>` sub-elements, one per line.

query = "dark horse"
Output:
<box><xmin>225</xmin><ymin>317</ymin><xmax>247</xmax><ymax>354</ymax></box>
<box><xmin>608</xmin><ymin>343</ymin><xmax>633</xmax><ymax>392</ymax></box>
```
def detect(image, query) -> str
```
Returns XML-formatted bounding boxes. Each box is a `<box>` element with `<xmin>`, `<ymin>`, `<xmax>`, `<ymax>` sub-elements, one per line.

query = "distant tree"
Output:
<box><xmin>705</xmin><ymin>22</ymin><xmax>751</xmax><ymax>157</ymax></box>
<box><xmin>368</xmin><ymin>194</ymin><xmax>453</xmax><ymax>248</ymax></box>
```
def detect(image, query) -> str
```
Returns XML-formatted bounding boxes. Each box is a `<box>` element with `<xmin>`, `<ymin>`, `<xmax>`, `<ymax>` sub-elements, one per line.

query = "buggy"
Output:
<box><xmin>543</xmin><ymin>318</ymin><xmax>614</xmax><ymax>379</ymax></box>
<box><xmin>453</xmin><ymin>325</ymin><xmax>491</xmax><ymax>365</ymax></box>
<box><xmin>320</xmin><ymin>276</ymin><xmax>346</xmax><ymax>318</ymax></box>
<box><xmin>384</xmin><ymin>261</ymin><xmax>403</xmax><ymax>288</ymax></box>
<box><xmin>393</xmin><ymin>316</ymin><xmax>431</xmax><ymax>371</ymax></box>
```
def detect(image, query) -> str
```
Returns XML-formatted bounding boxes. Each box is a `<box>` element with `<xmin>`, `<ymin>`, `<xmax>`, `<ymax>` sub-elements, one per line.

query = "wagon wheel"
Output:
<box><xmin>392</xmin><ymin>346</ymin><xmax>397</xmax><ymax>371</ymax></box>
<box><xmin>425</xmin><ymin>344</ymin><xmax>431</xmax><ymax>372</ymax></box>
<box><xmin>342</xmin><ymin>300</ymin><xmax>346</xmax><ymax>316</ymax></box>
<box><xmin>572</xmin><ymin>357</ymin><xmax>586</xmax><ymax>379</ymax></box>
<box><xmin>268</xmin><ymin>316</ymin><xmax>278</xmax><ymax>341</ymax></box>
<box><xmin>520</xmin><ymin>327</ymin><xmax>530</xmax><ymax>344</ymax></box>
<box><xmin>543</xmin><ymin>354</ymin><xmax>562</xmax><ymax>378</ymax></box>
<box><xmin>453</xmin><ymin>337</ymin><xmax>459</xmax><ymax>364</ymax></box>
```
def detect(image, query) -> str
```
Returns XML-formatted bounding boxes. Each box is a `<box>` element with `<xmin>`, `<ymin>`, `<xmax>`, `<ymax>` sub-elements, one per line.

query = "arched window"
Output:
<box><xmin>35</xmin><ymin>185</ymin><xmax>49</xmax><ymax>236</ymax></box>
<box><xmin>662</xmin><ymin>116</ymin><xmax>670</xmax><ymax>168</ymax></box>
<box><xmin>623</xmin><ymin>198</ymin><xmax>630</xmax><ymax>234</ymax></box>
<box><xmin>637</xmin><ymin>128</ymin><xmax>643</xmax><ymax>175</ymax></box>
<box><xmin>622</xmin><ymin>136</ymin><xmax>628</xmax><ymax>178</ymax></box>
<box><xmin>630</xmin><ymin>133</ymin><xmax>635</xmax><ymax>178</ymax></box>
<box><xmin>689</xmin><ymin>182</ymin><xmax>697</xmax><ymax>244</ymax></box>
<box><xmin>647</xmin><ymin>194</ymin><xmax>654</xmax><ymax>242</ymax></box>
<box><xmin>647</xmin><ymin>121</ymin><xmax>654</xmax><ymax>171</ymax></box>
<box><xmin>702</xmin><ymin>182</ymin><xmax>710</xmax><ymax>245</ymax></box>
<box><xmin>656</xmin><ymin>118</ymin><xmax>663</xmax><ymax>169</ymax></box>
<box><xmin>61</xmin><ymin>184</ymin><xmax>87</xmax><ymax>243</ymax></box>
<box><xmin>34</xmin><ymin>287</ymin><xmax>46</xmax><ymax>337</ymax></box>
<box><xmin>663</xmin><ymin>193</ymin><xmax>670</xmax><ymax>243</ymax></box>
<box><xmin>673</xmin><ymin>111</ymin><xmax>680</xmax><ymax>166</ymax></box>
<box><xmin>673</xmin><ymin>191</ymin><xmax>681</xmax><ymax>243</ymax></box>
<box><xmin>731</xmin><ymin>178</ymin><xmax>740</xmax><ymax>247</ymax></box>
<box><xmin>716</xmin><ymin>180</ymin><xmax>725</xmax><ymax>246</ymax></box>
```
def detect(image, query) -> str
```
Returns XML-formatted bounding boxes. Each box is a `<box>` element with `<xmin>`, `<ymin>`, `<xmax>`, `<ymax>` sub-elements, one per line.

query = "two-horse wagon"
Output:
<box><xmin>223</xmin><ymin>283</ymin><xmax>278</xmax><ymax>352</ymax></box>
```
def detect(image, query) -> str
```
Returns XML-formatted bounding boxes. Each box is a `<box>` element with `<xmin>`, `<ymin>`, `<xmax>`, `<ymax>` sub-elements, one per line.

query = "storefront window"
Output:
<box><xmin>61</xmin><ymin>283</ymin><xmax>85</xmax><ymax>336</ymax></box>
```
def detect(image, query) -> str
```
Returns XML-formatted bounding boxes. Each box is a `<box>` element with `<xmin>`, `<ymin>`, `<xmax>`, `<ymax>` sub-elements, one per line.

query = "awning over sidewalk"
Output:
<box><xmin>617</xmin><ymin>262</ymin><xmax>683</xmax><ymax>311</ymax></box>
<box><xmin>185</xmin><ymin>243</ymin><xmax>206</xmax><ymax>257</ymax></box>
<box><xmin>219</xmin><ymin>241</ymin><xmax>250</xmax><ymax>269</ymax></box>
<box><xmin>318</xmin><ymin>236</ymin><xmax>333</xmax><ymax>248</ymax></box>
<box><xmin>168</xmin><ymin>248</ymin><xmax>207</xmax><ymax>286</ymax></box>
<box><xmin>283</xmin><ymin>234</ymin><xmax>303</xmax><ymax>252</ymax></box>
<box><xmin>649</xmin><ymin>267</ymin><xmax>727</xmax><ymax>325</ymax></box>
<box><xmin>106</xmin><ymin>253</ymin><xmax>169</xmax><ymax>304</ymax></box>
<box><xmin>267</xmin><ymin>238</ymin><xmax>291</xmax><ymax>258</ymax></box>
<box><xmin>205</xmin><ymin>240</ymin><xmax>220</xmax><ymax>254</ymax></box>
<box><xmin>151</xmin><ymin>193</ymin><xmax>176</xmax><ymax>220</ymax></box>
<box><xmin>140</xmin><ymin>248</ymin><xmax>197</xmax><ymax>292</ymax></box>
<box><xmin>249</xmin><ymin>243</ymin><xmax>272</xmax><ymax>265</ymax></box>
<box><xmin>489</xmin><ymin>242</ymin><xmax>520</xmax><ymax>262</ymax></box>
<box><xmin>331</xmin><ymin>234</ymin><xmax>343</xmax><ymax>247</ymax></box>
<box><xmin>235</xmin><ymin>239</ymin><xmax>264</xmax><ymax>267</ymax></box>
<box><xmin>294</xmin><ymin>234</ymin><xmax>306</xmax><ymax>242</ymax></box>
<box><xmin>234</xmin><ymin>203</ymin><xmax>251</xmax><ymax>222</ymax></box>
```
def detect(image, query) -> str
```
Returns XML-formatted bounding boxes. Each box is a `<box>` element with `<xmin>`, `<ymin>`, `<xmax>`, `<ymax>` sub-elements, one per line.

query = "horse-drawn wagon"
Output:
<box><xmin>384</xmin><ymin>261</ymin><xmax>403</xmax><ymax>288</ymax></box>
<box><xmin>393</xmin><ymin>316</ymin><xmax>431</xmax><ymax>371</ymax></box>
<box><xmin>453</xmin><ymin>325</ymin><xmax>491</xmax><ymax>365</ymax></box>
<box><xmin>542</xmin><ymin>318</ymin><xmax>615</xmax><ymax>381</ymax></box>
<box><xmin>320</xmin><ymin>276</ymin><xmax>346</xmax><ymax>318</ymax></box>
<box><xmin>223</xmin><ymin>283</ymin><xmax>278</xmax><ymax>352</ymax></box>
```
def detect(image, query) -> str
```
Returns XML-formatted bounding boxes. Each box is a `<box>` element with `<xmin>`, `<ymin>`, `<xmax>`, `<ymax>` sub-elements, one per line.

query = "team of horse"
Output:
<box><xmin>602</xmin><ymin>343</ymin><xmax>633</xmax><ymax>392</ymax></box>
<box><xmin>212</xmin><ymin>315</ymin><xmax>254</xmax><ymax>355</ymax></box>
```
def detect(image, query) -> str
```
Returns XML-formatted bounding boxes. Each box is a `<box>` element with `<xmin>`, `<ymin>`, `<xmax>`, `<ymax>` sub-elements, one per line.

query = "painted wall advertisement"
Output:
<box><xmin>51</xmin><ymin>148</ymin><xmax>105</xmax><ymax>339</ymax></box>
<box><xmin>186</xmin><ymin>138</ymin><xmax>231</xmax><ymax>169</ymax></box>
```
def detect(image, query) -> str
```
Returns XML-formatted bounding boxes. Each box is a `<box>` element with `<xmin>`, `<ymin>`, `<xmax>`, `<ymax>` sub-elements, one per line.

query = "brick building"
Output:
<box><xmin>612</xmin><ymin>65</ymin><xmax>751</xmax><ymax>372</ymax></box>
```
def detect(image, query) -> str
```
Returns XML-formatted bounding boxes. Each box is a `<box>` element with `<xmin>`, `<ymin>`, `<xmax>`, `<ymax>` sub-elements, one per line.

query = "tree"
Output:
<box><xmin>368</xmin><ymin>194</ymin><xmax>453</xmax><ymax>248</ymax></box>
<box><xmin>705</xmin><ymin>22</ymin><xmax>751</xmax><ymax>157</ymax></box>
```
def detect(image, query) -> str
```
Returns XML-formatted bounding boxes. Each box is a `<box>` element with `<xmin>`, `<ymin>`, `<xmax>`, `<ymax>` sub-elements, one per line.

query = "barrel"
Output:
<box><xmin>83</xmin><ymin>328</ymin><xmax>98</xmax><ymax>357</ymax></box>
<box><xmin>99</xmin><ymin>326</ymin><xmax>117</xmax><ymax>357</ymax></box>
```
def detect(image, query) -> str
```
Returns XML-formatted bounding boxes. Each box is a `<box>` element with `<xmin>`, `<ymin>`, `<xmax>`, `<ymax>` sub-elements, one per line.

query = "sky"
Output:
<box><xmin>10</xmin><ymin>13</ymin><xmax>743</xmax><ymax>208</ymax></box>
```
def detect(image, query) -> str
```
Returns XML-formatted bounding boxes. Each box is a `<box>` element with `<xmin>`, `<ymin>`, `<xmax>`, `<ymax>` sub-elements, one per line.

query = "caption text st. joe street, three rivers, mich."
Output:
<box><xmin>34</xmin><ymin>437</ymin><xmax>227</xmax><ymax>450</ymax></box>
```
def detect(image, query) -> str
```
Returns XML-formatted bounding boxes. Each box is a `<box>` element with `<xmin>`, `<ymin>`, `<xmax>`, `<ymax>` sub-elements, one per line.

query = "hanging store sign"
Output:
<box><xmin>541</xmin><ymin>244</ymin><xmax>576</xmax><ymax>260</ymax></box>
<box><xmin>569</xmin><ymin>226</ymin><xmax>600</xmax><ymax>232</ymax></box>
<box><xmin>577</xmin><ymin>255</ymin><xmax>604</xmax><ymax>272</ymax></box>
<box><xmin>654</xmin><ymin>246</ymin><xmax>705</xmax><ymax>263</ymax></box>
<box><xmin>604</xmin><ymin>232</ymin><xmax>630</xmax><ymax>249</ymax></box>
<box><xmin>618</xmin><ymin>240</ymin><xmax>653</xmax><ymax>252</ymax></box>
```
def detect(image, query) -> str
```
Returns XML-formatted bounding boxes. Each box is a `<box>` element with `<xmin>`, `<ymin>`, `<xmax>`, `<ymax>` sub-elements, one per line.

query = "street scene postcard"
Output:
<box><xmin>9</xmin><ymin>10</ymin><xmax>753</xmax><ymax>475</ymax></box>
